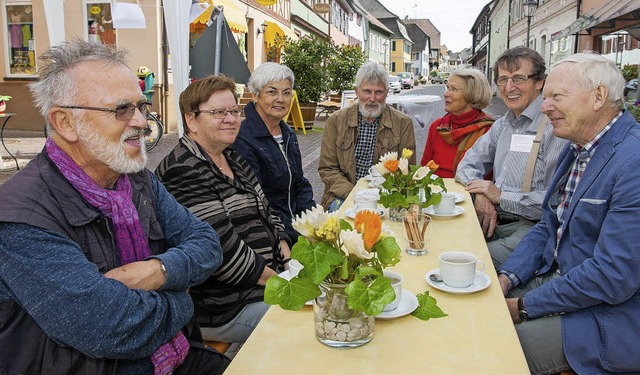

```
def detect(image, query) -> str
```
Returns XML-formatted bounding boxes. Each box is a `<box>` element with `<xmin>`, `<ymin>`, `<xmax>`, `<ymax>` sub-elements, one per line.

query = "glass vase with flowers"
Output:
<box><xmin>375</xmin><ymin>149</ymin><xmax>447</xmax><ymax>221</ymax></box>
<box><xmin>265</xmin><ymin>206</ymin><xmax>402</xmax><ymax>347</ymax></box>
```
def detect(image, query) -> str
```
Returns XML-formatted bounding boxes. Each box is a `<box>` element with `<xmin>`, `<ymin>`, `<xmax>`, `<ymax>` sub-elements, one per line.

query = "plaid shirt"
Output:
<box><xmin>354</xmin><ymin>112</ymin><xmax>380</xmax><ymax>180</ymax></box>
<box><xmin>555</xmin><ymin>112</ymin><xmax>622</xmax><ymax>256</ymax></box>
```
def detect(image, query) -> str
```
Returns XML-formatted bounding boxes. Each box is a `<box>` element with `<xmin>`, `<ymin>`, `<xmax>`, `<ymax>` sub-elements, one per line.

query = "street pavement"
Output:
<box><xmin>0</xmin><ymin>84</ymin><xmax>508</xmax><ymax>199</ymax></box>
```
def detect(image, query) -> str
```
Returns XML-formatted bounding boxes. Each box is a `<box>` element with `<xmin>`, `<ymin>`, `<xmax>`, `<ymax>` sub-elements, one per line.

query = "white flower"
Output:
<box><xmin>340</xmin><ymin>229</ymin><xmax>373</xmax><ymax>259</ymax></box>
<box><xmin>412</xmin><ymin>166</ymin><xmax>430</xmax><ymax>181</ymax></box>
<box><xmin>379</xmin><ymin>151</ymin><xmax>398</xmax><ymax>164</ymax></box>
<box><xmin>292</xmin><ymin>204</ymin><xmax>327</xmax><ymax>237</ymax></box>
<box><xmin>373</xmin><ymin>162</ymin><xmax>390</xmax><ymax>175</ymax></box>
<box><xmin>399</xmin><ymin>158</ymin><xmax>409</xmax><ymax>175</ymax></box>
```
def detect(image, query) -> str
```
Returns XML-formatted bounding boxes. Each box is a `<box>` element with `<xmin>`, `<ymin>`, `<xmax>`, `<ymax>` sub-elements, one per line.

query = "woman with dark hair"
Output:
<box><xmin>155</xmin><ymin>75</ymin><xmax>290</xmax><ymax>347</ymax></box>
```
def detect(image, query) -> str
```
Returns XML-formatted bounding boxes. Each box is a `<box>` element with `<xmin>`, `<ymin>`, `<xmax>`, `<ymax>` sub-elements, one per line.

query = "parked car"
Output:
<box><xmin>397</xmin><ymin>72</ymin><xmax>414</xmax><ymax>89</ymax></box>
<box><xmin>624</xmin><ymin>78</ymin><xmax>638</xmax><ymax>97</ymax></box>
<box><xmin>388</xmin><ymin>75</ymin><xmax>402</xmax><ymax>93</ymax></box>
<box><xmin>431</xmin><ymin>72</ymin><xmax>450</xmax><ymax>85</ymax></box>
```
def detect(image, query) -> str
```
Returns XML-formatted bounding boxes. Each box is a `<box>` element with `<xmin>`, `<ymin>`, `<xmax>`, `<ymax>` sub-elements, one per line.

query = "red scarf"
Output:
<box><xmin>436</xmin><ymin>109</ymin><xmax>494</xmax><ymax>174</ymax></box>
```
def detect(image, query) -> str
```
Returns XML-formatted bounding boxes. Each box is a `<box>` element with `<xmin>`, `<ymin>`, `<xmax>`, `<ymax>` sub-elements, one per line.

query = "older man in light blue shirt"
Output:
<box><xmin>456</xmin><ymin>47</ymin><xmax>567</xmax><ymax>269</ymax></box>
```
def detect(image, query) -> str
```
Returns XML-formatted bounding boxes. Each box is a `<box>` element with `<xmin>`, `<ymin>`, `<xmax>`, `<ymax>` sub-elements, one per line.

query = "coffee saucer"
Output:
<box><xmin>376</xmin><ymin>289</ymin><xmax>419</xmax><ymax>319</ymax></box>
<box><xmin>345</xmin><ymin>207</ymin><xmax>386</xmax><ymax>219</ymax></box>
<box><xmin>423</xmin><ymin>206</ymin><xmax>465</xmax><ymax>219</ymax></box>
<box><xmin>425</xmin><ymin>268</ymin><xmax>491</xmax><ymax>295</ymax></box>
<box><xmin>277</xmin><ymin>270</ymin><xmax>313</xmax><ymax>306</ymax></box>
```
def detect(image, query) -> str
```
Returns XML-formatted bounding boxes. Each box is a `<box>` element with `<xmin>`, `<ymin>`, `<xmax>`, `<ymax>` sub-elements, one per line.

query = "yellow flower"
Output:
<box><xmin>316</xmin><ymin>214</ymin><xmax>340</xmax><ymax>241</ymax></box>
<box><xmin>401</xmin><ymin>148</ymin><xmax>413</xmax><ymax>159</ymax></box>
<box><xmin>426</xmin><ymin>160</ymin><xmax>439</xmax><ymax>171</ymax></box>
<box><xmin>354</xmin><ymin>210</ymin><xmax>382</xmax><ymax>250</ymax></box>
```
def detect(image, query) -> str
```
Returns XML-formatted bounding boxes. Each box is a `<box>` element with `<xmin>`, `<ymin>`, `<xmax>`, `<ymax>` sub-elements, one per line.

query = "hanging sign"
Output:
<box><xmin>90</xmin><ymin>5</ymin><xmax>102</xmax><ymax>15</ymax></box>
<box><xmin>313</xmin><ymin>3</ymin><xmax>330</xmax><ymax>14</ymax></box>
<box><xmin>256</xmin><ymin>0</ymin><xmax>278</xmax><ymax>6</ymax></box>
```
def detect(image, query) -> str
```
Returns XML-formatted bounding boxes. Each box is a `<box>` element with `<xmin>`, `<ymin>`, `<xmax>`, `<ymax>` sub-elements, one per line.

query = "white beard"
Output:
<box><xmin>76</xmin><ymin>120</ymin><xmax>147</xmax><ymax>174</ymax></box>
<box><xmin>358</xmin><ymin>102</ymin><xmax>384</xmax><ymax>119</ymax></box>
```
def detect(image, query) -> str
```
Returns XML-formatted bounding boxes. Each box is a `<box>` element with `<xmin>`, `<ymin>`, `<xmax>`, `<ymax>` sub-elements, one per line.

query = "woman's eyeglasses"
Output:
<box><xmin>495</xmin><ymin>74</ymin><xmax>537</xmax><ymax>86</ymax></box>
<box><xmin>194</xmin><ymin>108</ymin><xmax>244</xmax><ymax>119</ymax></box>
<box><xmin>59</xmin><ymin>101</ymin><xmax>151</xmax><ymax>121</ymax></box>
<box><xmin>263</xmin><ymin>89</ymin><xmax>293</xmax><ymax>99</ymax></box>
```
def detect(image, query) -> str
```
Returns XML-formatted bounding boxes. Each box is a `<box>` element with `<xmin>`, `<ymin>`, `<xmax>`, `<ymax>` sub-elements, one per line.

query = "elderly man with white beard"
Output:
<box><xmin>0</xmin><ymin>39</ymin><xmax>227</xmax><ymax>374</ymax></box>
<box><xmin>319</xmin><ymin>61</ymin><xmax>416</xmax><ymax>211</ymax></box>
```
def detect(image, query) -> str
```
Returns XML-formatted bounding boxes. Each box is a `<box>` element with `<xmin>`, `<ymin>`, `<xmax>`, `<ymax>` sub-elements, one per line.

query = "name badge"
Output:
<box><xmin>510</xmin><ymin>134</ymin><xmax>535</xmax><ymax>153</ymax></box>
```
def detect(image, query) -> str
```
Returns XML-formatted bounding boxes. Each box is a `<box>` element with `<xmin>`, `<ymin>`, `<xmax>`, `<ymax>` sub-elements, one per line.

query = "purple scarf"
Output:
<box><xmin>46</xmin><ymin>139</ymin><xmax>189</xmax><ymax>374</ymax></box>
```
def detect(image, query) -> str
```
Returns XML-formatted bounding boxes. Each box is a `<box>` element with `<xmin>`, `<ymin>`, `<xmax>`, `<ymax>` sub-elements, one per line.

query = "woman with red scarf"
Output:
<box><xmin>421</xmin><ymin>68</ymin><xmax>494</xmax><ymax>178</ymax></box>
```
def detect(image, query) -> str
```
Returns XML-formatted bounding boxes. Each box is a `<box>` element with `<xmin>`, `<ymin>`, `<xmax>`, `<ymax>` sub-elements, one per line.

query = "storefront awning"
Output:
<box><xmin>264</xmin><ymin>21</ymin><xmax>298</xmax><ymax>46</ymax></box>
<box><xmin>549</xmin><ymin>0</ymin><xmax>640</xmax><ymax>42</ymax></box>
<box><xmin>193</xmin><ymin>0</ymin><xmax>248</xmax><ymax>34</ymax></box>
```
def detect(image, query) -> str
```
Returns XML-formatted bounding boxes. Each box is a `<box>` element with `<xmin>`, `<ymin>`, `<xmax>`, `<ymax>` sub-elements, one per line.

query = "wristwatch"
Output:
<box><xmin>517</xmin><ymin>297</ymin><xmax>529</xmax><ymax>322</ymax></box>
<box><xmin>159</xmin><ymin>259</ymin><xmax>168</xmax><ymax>275</ymax></box>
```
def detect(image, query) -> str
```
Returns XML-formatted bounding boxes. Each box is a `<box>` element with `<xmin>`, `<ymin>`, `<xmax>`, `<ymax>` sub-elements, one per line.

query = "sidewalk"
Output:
<box><xmin>1</xmin><ymin>95</ymin><xmax>508</xmax><ymax>199</ymax></box>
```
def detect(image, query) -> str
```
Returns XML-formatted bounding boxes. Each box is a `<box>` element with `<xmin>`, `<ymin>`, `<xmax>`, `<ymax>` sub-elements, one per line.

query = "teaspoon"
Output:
<box><xmin>429</xmin><ymin>273</ymin><xmax>443</xmax><ymax>283</ymax></box>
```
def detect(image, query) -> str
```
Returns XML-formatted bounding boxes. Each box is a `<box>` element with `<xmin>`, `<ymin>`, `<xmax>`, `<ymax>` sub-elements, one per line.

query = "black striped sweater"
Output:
<box><xmin>155</xmin><ymin>135</ymin><xmax>288</xmax><ymax>327</ymax></box>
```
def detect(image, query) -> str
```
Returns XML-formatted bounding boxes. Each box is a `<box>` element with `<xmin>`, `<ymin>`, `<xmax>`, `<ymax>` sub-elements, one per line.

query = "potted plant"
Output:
<box><xmin>375</xmin><ymin>149</ymin><xmax>446</xmax><ymax>221</ymax></box>
<box><xmin>281</xmin><ymin>35</ymin><xmax>333</xmax><ymax>128</ymax></box>
<box><xmin>0</xmin><ymin>95</ymin><xmax>11</xmax><ymax>114</ymax></box>
<box><xmin>265</xmin><ymin>205</ymin><xmax>447</xmax><ymax>348</ymax></box>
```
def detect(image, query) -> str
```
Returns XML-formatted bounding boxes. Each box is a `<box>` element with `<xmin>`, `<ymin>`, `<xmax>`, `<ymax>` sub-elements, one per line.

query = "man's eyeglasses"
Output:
<box><xmin>194</xmin><ymin>108</ymin><xmax>243</xmax><ymax>119</ymax></box>
<box><xmin>496</xmin><ymin>74</ymin><xmax>537</xmax><ymax>86</ymax></box>
<box><xmin>59</xmin><ymin>101</ymin><xmax>151</xmax><ymax>121</ymax></box>
<box><xmin>263</xmin><ymin>89</ymin><xmax>293</xmax><ymax>99</ymax></box>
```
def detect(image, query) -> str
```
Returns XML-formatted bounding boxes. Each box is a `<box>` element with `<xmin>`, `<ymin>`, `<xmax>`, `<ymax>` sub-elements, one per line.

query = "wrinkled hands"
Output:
<box><xmin>466</xmin><ymin>180</ymin><xmax>501</xmax><ymax>238</ymax></box>
<box><xmin>104</xmin><ymin>258</ymin><xmax>166</xmax><ymax>291</ymax></box>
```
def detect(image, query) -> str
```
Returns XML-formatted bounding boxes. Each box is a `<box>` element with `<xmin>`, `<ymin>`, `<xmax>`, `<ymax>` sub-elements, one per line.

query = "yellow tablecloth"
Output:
<box><xmin>225</xmin><ymin>178</ymin><xmax>529</xmax><ymax>374</ymax></box>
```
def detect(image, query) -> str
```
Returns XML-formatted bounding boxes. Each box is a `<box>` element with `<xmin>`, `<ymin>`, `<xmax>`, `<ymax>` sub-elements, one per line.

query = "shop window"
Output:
<box><xmin>85</xmin><ymin>2</ymin><xmax>116</xmax><ymax>45</ymax></box>
<box><xmin>4</xmin><ymin>2</ymin><xmax>35</xmax><ymax>75</ymax></box>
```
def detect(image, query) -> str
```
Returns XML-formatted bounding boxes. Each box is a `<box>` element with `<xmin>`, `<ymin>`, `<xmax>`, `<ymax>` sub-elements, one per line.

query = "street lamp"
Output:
<box><xmin>523</xmin><ymin>0</ymin><xmax>538</xmax><ymax>48</ymax></box>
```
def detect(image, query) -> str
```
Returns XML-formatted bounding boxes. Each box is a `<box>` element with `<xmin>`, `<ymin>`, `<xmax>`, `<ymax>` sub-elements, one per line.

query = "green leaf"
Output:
<box><xmin>354</xmin><ymin>266</ymin><xmax>380</xmax><ymax>279</ymax></box>
<box><xmin>411</xmin><ymin>291</ymin><xmax>448</xmax><ymax>320</ymax></box>
<box><xmin>374</xmin><ymin>237</ymin><xmax>402</xmax><ymax>267</ymax></box>
<box><xmin>264</xmin><ymin>276</ymin><xmax>321</xmax><ymax>310</ymax></box>
<box><xmin>292</xmin><ymin>240</ymin><xmax>344</xmax><ymax>284</ymax></box>
<box><xmin>339</xmin><ymin>219</ymin><xmax>353</xmax><ymax>231</ymax></box>
<box><xmin>345</xmin><ymin>277</ymin><xmax>395</xmax><ymax>316</ymax></box>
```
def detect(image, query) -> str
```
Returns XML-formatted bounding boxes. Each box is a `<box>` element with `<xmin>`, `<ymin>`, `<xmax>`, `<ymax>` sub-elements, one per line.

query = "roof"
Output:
<box><xmin>365</xmin><ymin>12</ymin><xmax>393</xmax><ymax>35</ymax></box>
<box><xmin>404</xmin><ymin>19</ymin><xmax>441</xmax><ymax>48</ymax></box>
<box><xmin>379</xmin><ymin>18</ymin><xmax>413</xmax><ymax>43</ymax></box>
<box><xmin>406</xmin><ymin>23</ymin><xmax>429</xmax><ymax>51</ymax></box>
<box><xmin>357</xmin><ymin>0</ymin><xmax>397</xmax><ymax>19</ymax></box>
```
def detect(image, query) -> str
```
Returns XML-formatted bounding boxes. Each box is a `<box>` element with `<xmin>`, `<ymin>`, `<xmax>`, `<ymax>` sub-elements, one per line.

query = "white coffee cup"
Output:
<box><xmin>368</xmin><ymin>165</ymin><xmax>383</xmax><ymax>177</ymax></box>
<box><xmin>353</xmin><ymin>194</ymin><xmax>378</xmax><ymax>213</ymax></box>
<box><xmin>288</xmin><ymin>259</ymin><xmax>304</xmax><ymax>277</ymax></box>
<box><xmin>383</xmin><ymin>270</ymin><xmax>403</xmax><ymax>312</ymax></box>
<box><xmin>439</xmin><ymin>251</ymin><xmax>486</xmax><ymax>288</ymax></box>
<box><xmin>434</xmin><ymin>193</ymin><xmax>456</xmax><ymax>215</ymax></box>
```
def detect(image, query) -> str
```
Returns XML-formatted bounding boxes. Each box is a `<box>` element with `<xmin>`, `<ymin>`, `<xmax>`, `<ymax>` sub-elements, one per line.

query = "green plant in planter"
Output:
<box><xmin>327</xmin><ymin>44</ymin><xmax>366</xmax><ymax>95</ymax></box>
<box><xmin>281</xmin><ymin>35</ymin><xmax>333</xmax><ymax>103</ymax></box>
<box><xmin>628</xmin><ymin>104</ymin><xmax>640</xmax><ymax>123</ymax></box>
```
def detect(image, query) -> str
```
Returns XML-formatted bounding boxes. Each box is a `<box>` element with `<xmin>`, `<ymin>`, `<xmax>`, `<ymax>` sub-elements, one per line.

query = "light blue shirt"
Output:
<box><xmin>455</xmin><ymin>95</ymin><xmax>568</xmax><ymax>220</ymax></box>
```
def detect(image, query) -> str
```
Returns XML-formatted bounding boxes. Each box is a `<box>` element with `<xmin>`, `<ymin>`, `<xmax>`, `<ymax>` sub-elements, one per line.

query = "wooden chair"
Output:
<box><xmin>203</xmin><ymin>340</ymin><xmax>231</xmax><ymax>354</ymax></box>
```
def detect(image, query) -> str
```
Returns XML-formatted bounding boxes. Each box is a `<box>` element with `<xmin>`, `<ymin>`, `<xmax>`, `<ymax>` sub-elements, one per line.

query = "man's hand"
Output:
<box><xmin>498</xmin><ymin>274</ymin><xmax>512</xmax><ymax>297</ymax></box>
<box><xmin>466</xmin><ymin>180</ymin><xmax>502</xmax><ymax>204</ymax></box>
<box><xmin>472</xmin><ymin>193</ymin><xmax>498</xmax><ymax>238</ymax></box>
<box><xmin>280</xmin><ymin>240</ymin><xmax>291</xmax><ymax>270</ymax></box>
<box><xmin>506</xmin><ymin>297</ymin><xmax>521</xmax><ymax>324</ymax></box>
<box><xmin>104</xmin><ymin>259</ymin><xmax>166</xmax><ymax>291</ymax></box>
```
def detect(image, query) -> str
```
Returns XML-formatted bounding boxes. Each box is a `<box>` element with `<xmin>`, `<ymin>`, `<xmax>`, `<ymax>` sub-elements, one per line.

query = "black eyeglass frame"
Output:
<box><xmin>495</xmin><ymin>73</ymin><xmax>538</xmax><ymax>86</ymax></box>
<box><xmin>59</xmin><ymin>101</ymin><xmax>152</xmax><ymax>121</ymax></box>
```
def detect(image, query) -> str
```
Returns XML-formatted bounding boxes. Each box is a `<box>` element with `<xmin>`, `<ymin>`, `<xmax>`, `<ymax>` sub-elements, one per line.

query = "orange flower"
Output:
<box><xmin>426</xmin><ymin>160</ymin><xmax>439</xmax><ymax>171</ymax></box>
<box><xmin>384</xmin><ymin>159</ymin><xmax>399</xmax><ymax>173</ymax></box>
<box><xmin>354</xmin><ymin>210</ymin><xmax>382</xmax><ymax>250</ymax></box>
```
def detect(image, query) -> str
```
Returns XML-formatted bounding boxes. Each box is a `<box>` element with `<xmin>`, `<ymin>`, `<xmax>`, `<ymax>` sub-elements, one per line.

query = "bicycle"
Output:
<box><xmin>144</xmin><ymin>111</ymin><xmax>163</xmax><ymax>151</ymax></box>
